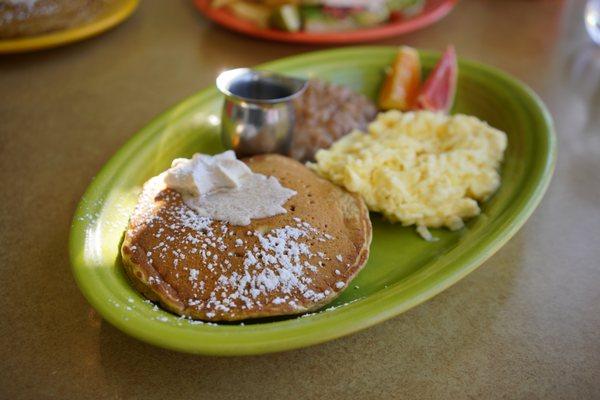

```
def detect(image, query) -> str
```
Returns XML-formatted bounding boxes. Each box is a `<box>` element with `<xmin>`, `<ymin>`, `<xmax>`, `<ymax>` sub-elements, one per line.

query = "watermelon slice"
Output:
<box><xmin>416</xmin><ymin>45</ymin><xmax>458</xmax><ymax>113</ymax></box>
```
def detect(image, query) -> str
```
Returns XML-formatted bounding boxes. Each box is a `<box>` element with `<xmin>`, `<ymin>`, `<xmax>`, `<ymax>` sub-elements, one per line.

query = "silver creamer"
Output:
<box><xmin>216</xmin><ymin>68</ymin><xmax>307</xmax><ymax>157</ymax></box>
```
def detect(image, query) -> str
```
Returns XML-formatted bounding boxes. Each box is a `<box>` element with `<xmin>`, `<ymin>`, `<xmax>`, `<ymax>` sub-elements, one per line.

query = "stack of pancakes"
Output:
<box><xmin>121</xmin><ymin>154</ymin><xmax>371</xmax><ymax>321</ymax></box>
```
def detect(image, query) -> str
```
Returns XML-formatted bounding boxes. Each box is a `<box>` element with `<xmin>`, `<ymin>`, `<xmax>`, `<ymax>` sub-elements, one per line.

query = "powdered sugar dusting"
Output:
<box><xmin>125</xmin><ymin>175</ymin><xmax>351</xmax><ymax>320</ymax></box>
<box><xmin>199</xmin><ymin>221</ymin><xmax>338</xmax><ymax>315</ymax></box>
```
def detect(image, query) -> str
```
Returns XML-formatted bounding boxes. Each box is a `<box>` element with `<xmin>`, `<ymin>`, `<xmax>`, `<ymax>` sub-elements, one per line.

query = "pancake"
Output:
<box><xmin>0</xmin><ymin>0</ymin><xmax>110</xmax><ymax>39</ymax></box>
<box><xmin>121</xmin><ymin>154</ymin><xmax>372</xmax><ymax>321</ymax></box>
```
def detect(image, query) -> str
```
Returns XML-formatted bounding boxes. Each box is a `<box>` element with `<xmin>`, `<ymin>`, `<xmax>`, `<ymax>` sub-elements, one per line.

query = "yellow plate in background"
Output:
<box><xmin>0</xmin><ymin>0</ymin><xmax>139</xmax><ymax>54</ymax></box>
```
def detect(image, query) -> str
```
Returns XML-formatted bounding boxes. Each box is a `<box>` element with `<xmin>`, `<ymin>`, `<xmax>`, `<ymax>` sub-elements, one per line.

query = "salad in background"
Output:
<box><xmin>210</xmin><ymin>0</ymin><xmax>426</xmax><ymax>32</ymax></box>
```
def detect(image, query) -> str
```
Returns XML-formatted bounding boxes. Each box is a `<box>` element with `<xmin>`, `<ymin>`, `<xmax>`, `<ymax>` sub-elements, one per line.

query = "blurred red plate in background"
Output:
<box><xmin>194</xmin><ymin>0</ymin><xmax>458</xmax><ymax>44</ymax></box>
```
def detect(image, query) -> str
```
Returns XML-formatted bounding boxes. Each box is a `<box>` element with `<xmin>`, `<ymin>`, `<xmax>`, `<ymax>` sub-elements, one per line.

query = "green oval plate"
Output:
<box><xmin>69</xmin><ymin>47</ymin><xmax>556</xmax><ymax>355</ymax></box>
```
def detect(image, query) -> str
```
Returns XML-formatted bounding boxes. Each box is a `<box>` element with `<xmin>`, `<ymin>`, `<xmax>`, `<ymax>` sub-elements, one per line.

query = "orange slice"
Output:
<box><xmin>378</xmin><ymin>46</ymin><xmax>421</xmax><ymax>111</ymax></box>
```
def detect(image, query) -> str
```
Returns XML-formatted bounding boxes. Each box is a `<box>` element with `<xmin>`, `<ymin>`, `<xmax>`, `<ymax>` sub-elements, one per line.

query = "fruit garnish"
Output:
<box><xmin>378</xmin><ymin>46</ymin><xmax>421</xmax><ymax>111</ymax></box>
<box><xmin>416</xmin><ymin>45</ymin><xmax>458</xmax><ymax>113</ymax></box>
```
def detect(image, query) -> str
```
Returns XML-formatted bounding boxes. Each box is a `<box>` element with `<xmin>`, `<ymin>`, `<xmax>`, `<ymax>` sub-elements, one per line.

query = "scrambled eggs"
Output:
<box><xmin>310</xmin><ymin>110</ymin><xmax>508</xmax><ymax>240</ymax></box>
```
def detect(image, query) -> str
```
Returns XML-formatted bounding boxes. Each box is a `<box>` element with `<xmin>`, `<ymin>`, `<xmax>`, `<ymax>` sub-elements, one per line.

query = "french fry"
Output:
<box><xmin>227</xmin><ymin>2</ymin><xmax>272</xmax><ymax>27</ymax></box>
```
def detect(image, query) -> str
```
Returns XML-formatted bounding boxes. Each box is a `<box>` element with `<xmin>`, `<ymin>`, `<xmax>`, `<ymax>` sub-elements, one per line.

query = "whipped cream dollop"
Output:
<box><xmin>163</xmin><ymin>151</ymin><xmax>296</xmax><ymax>225</ymax></box>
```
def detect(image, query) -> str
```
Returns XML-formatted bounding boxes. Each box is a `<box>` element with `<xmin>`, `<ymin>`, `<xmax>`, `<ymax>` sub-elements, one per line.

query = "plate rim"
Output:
<box><xmin>0</xmin><ymin>0</ymin><xmax>139</xmax><ymax>54</ymax></box>
<box><xmin>69</xmin><ymin>46</ymin><xmax>557</xmax><ymax>355</ymax></box>
<box><xmin>193</xmin><ymin>0</ymin><xmax>458</xmax><ymax>44</ymax></box>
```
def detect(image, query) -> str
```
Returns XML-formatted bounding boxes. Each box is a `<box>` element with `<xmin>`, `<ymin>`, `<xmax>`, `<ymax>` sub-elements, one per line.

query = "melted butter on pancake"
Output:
<box><xmin>163</xmin><ymin>151</ymin><xmax>296</xmax><ymax>225</ymax></box>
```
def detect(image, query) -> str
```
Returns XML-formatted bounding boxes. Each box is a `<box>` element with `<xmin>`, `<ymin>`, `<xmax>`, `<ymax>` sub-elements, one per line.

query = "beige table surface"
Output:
<box><xmin>1</xmin><ymin>0</ymin><xmax>599</xmax><ymax>399</ymax></box>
